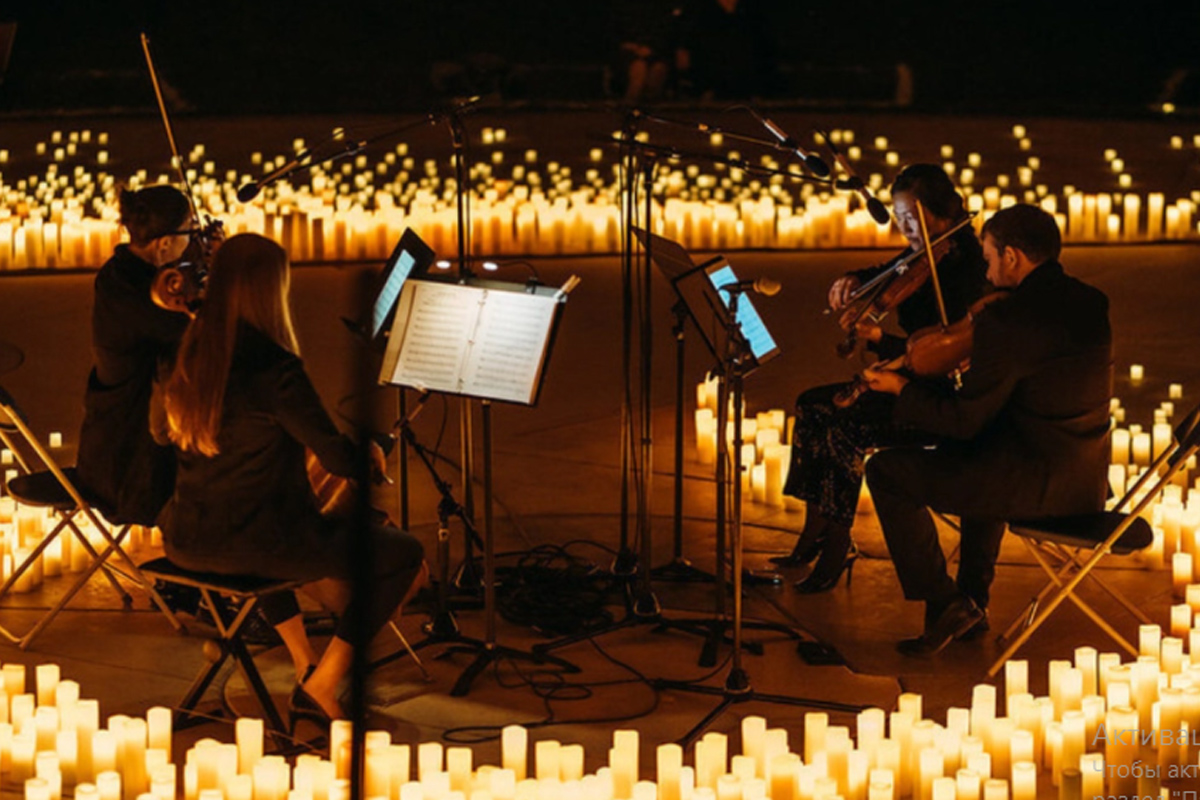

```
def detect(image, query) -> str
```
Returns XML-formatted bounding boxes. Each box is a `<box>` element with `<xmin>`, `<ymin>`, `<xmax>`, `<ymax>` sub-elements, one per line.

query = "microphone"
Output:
<box><xmin>717</xmin><ymin>277</ymin><xmax>782</xmax><ymax>297</ymax></box>
<box><xmin>750</xmin><ymin>110</ymin><xmax>830</xmax><ymax>177</ymax></box>
<box><xmin>237</xmin><ymin>149</ymin><xmax>312</xmax><ymax>203</ymax></box>
<box><xmin>817</xmin><ymin>130</ymin><xmax>892</xmax><ymax>225</ymax></box>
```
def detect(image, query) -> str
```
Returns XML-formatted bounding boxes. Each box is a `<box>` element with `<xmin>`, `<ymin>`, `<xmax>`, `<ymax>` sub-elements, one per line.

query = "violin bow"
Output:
<box><xmin>915</xmin><ymin>199</ymin><xmax>951</xmax><ymax>330</ymax></box>
<box><xmin>139</xmin><ymin>33</ymin><xmax>202</xmax><ymax>224</ymax></box>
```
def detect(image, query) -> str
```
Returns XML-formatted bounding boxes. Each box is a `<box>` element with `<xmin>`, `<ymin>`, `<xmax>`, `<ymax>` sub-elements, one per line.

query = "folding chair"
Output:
<box><xmin>0</xmin><ymin>384</ymin><xmax>182</xmax><ymax>648</ymax></box>
<box><xmin>986</xmin><ymin>402</ymin><xmax>1200</xmax><ymax>677</ymax></box>
<box><xmin>139</xmin><ymin>557</ymin><xmax>302</xmax><ymax>740</ymax></box>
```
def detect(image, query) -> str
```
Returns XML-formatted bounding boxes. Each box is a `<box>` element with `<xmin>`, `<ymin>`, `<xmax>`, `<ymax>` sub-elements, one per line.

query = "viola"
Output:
<box><xmin>832</xmin><ymin>291</ymin><xmax>1009</xmax><ymax>408</ymax></box>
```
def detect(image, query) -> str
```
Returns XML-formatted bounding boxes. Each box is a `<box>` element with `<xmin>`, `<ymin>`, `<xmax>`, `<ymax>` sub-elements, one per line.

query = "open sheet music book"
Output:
<box><xmin>379</xmin><ymin>279</ymin><xmax>569</xmax><ymax>405</ymax></box>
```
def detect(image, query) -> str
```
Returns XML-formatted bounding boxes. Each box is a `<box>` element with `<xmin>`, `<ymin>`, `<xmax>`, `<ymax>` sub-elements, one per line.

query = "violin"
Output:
<box><xmin>151</xmin><ymin>219</ymin><xmax>224</xmax><ymax>315</ymax></box>
<box><xmin>833</xmin><ymin>214</ymin><xmax>977</xmax><ymax>359</ymax></box>
<box><xmin>832</xmin><ymin>291</ymin><xmax>1009</xmax><ymax>408</ymax></box>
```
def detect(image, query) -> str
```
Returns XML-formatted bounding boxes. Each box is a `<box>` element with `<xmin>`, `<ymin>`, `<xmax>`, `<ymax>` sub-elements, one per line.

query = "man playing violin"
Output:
<box><xmin>863</xmin><ymin>204</ymin><xmax>1112</xmax><ymax>656</ymax></box>
<box><xmin>779</xmin><ymin>164</ymin><xmax>989</xmax><ymax>592</ymax></box>
<box><xmin>76</xmin><ymin>185</ymin><xmax>197</xmax><ymax>525</ymax></box>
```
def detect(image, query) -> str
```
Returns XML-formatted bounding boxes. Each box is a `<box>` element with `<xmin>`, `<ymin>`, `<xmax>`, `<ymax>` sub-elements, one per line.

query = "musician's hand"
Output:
<box><xmin>369</xmin><ymin>440</ymin><xmax>393</xmax><ymax>485</ymax></box>
<box><xmin>863</xmin><ymin>365</ymin><xmax>909</xmax><ymax>395</ymax></box>
<box><xmin>828</xmin><ymin>276</ymin><xmax>860</xmax><ymax>311</ymax></box>
<box><xmin>854</xmin><ymin>321</ymin><xmax>883</xmax><ymax>344</ymax></box>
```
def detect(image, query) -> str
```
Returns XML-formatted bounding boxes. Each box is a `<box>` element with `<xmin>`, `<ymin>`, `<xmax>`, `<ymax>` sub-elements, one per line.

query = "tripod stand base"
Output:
<box><xmin>654</xmin><ymin>669</ymin><xmax>865</xmax><ymax>747</ymax></box>
<box><xmin>438</xmin><ymin>636</ymin><xmax>580</xmax><ymax>697</ymax></box>
<box><xmin>650</xmin><ymin>557</ymin><xmax>717</xmax><ymax>584</ymax></box>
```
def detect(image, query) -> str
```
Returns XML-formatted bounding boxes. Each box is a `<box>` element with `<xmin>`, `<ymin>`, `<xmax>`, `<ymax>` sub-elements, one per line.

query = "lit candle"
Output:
<box><xmin>503</xmin><ymin>725</ymin><xmax>528</xmax><ymax>781</ymax></box>
<box><xmin>1132</xmin><ymin>433</ymin><xmax>1151</xmax><ymax>467</ymax></box>
<box><xmin>1130</xmin><ymin>364</ymin><xmax>1144</xmax><ymax>383</ymax></box>
<box><xmin>657</xmin><ymin>744</ymin><xmax>683</xmax><ymax>800</ymax></box>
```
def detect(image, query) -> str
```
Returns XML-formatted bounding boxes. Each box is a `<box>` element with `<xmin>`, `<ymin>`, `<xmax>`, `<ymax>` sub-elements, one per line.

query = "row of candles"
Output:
<box><xmin>2</xmin><ymin>123</ymin><xmax>1200</xmax><ymax>270</ymax></box>
<box><xmin>4</xmin><ymin>645</ymin><xmax>1200</xmax><ymax>800</ymax></box>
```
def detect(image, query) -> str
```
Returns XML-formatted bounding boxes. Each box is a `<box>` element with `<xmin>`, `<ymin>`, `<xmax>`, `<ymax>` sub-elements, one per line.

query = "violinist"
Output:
<box><xmin>777</xmin><ymin>164</ymin><xmax>989</xmax><ymax>592</ymax></box>
<box><xmin>863</xmin><ymin>204</ymin><xmax>1112</xmax><ymax>656</ymax></box>
<box><xmin>76</xmin><ymin>185</ymin><xmax>196</xmax><ymax>524</ymax></box>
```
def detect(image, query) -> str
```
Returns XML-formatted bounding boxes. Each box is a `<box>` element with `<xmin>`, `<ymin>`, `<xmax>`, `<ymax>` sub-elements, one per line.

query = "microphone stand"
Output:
<box><xmin>633</xmin><ymin>110</ymin><xmax>830</xmax><ymax>177</ymax></box>
<box><xmin>445</xmin><ymin>107</ymin><xmax>483</xmax><ymax>596</ymax></box>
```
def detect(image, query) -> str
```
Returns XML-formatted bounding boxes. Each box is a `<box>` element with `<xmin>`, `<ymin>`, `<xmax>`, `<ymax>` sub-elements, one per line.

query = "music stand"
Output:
<box><xmin>376</xmin><ymin>275</ymin><xmax>580</xmax><ymax>696</ymax></box>
<box><xmin>640</xmin><ymin>234</ymin><xmax>864</xmax><ymax>743</ymax></box>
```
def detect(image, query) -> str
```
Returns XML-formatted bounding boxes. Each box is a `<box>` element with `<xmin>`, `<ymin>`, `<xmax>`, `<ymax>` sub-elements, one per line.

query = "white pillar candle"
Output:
<box><xmin>417</xmin><ymin>742</ymin><xmax>442</xmax><ymax>782</ymax></box>
<box><xmin>856</xmin><ymin>709</ymin><xmax>886</xmax><ymax>764</ymax></box>
<box><xmin>150</xmin><ymin>764</ymin><xmax>176</xmax><ymax>800</ymax></box>
<box><xmin>695</xmin><ymin>733</ymin><xmax>727</xmax><ymax>791</ymax></box>
<box><xmin>27</xmin><ymin>776</ymin><xmax>52</xmax><ymax>800</ymax></box>
<box><xmin>931</xmin><ymin>776</ymin><xmax>954</xmax><ymax>800</ymax></box>
<box><xmin>1111</xmin><ymin>428</ymin><xmax>1130</xmax><ymax>465</ymax></box>
<box><xmin>970</xmin><ymin>685</ymin><xmax>996</xmax><ymax>747</ymax></box>
<box><xmin>1076</xmin><ymin>753</ymin><xmax>1102</xmax><ymax>800</ymax></box>
<box><xmin>77</xmin><ymin>785</ymin><xmax>101</xmax><ymax>800</ymax></box>
<box><xmin>1058</xmin><ymin>712</ymin><xmax>1085</xmax><ymax>789</ymax></box>
<box><xmin>448</xmin><ymin>747</ymin><xmax>473</xmax><ymax>791</ymax></box>
<box><xmin>35</xmin><ymin>664</ymin><xmax>60</xmax><ymax>706</ymax></box>
<box><xmin>804</xmin><ymin>714</ymin><xmax>827</xmax><ymax>765</ymax></box>
<box><xmin>918</xmin><ymin>748</ymin><xmax>943</xmax><ymax>800</ymax></box>
<box><xmin>1162</xmin><ymin>636</ymin><xmax>1184</xmax><ymax>675</ymax></box>
<box><xmin>965</xmin><ymin>752</ymin><xmax>990</xmax><ymax>782</ymax></box>
<box><xmin>611</xmin><ymin>731</ymin><xmax>638</xmax><ymax>800</ymax></box>
<box><xmin>96</xmin><ymin>771</ymin><xmax>121</xmax><ymax>800</ymax></box>
<box><xmin>235</xmin><ymin>718</ymin><xmax>262</xmax><ymax>777</ymax></box>
<box><xmin>657</xmin><ymin>744</ymin><xmax>683</xmax><ymax>800</ymax></box>
<box><xmin>1174</xmin><ymin>561</ymin><xmax>1193</xmax><ymax>601</ymax></box>
<box><xmin>503</xmin><ymin>726</ymin><xmax>528</xmax><ymax>781</ymax></box>
<box><xmin>1009</xmin><ymin>762</ymin><xmax>1034</xmax><ymax>800</ymax></box>
<box><xmin>889</xmin><ymin>712</ymin><xmax>914</xmax><ymax>799</ymax></box>
<box><xmin>716</xmin><ymin>775</ymin><xmax>740</xmax><ymax>800</ymax></box>
<box><xmin>4</xmin><ymin>663</ymin><xmax>26</xmax><ymax>696</ymax></box>
<box><xmin>771</xmin><ymin>755</ymin><xmax>800</xmax><ymax>800</ymax></box>
<box><xmin>123</xmin><ymin>718</ymin><xmax>149</xmax><ymax>799</ymax></box>
<box><xmin>1154</xmin><ymin>423</ymin><xmax>1173</xmax><ymax>462</ymax></box>
<box><xmin>1104</xmin><ymin>707</ymin><xmax>1138</xmax><ymax>798</ymax></box>
<box><xmin>1132</xmin><ymin>657</ymin><xmax>1159</xmax><ymax>730</ymax></box>
<box><xmin>825</xmin><ymin>727</ymin><xmax>851</xmax><ymax>797</ymax></box>
<box><xmin>1132</xmin><ymin>432</ymin><xmax>1151</xmax><ymax>467</ymax></box>
<box><xmin>955</xmin><ymin>770</ymin><xmax>980</xmax><ymax>800</ymax></box>
<box><xmin>981</xmin><ymin>778</ymin><xmax>1006</xmax><ymax>800</ymax></box>
<box><xmin>1004</xmin><ymin>663</ymin><xmax>1027</xmax><ymax>710</ymax></box>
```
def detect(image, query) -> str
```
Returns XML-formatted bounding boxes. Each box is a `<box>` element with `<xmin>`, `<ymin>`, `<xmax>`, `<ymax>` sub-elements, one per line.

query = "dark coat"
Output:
<box><xmin>850</xmin><ymin>225</ymin><xmax>990</xmax><ymax>360</ymax></box>
<box><xmin>157</xmin><ymin>325</ymin><xmax>359</xmax><ymax>564</ymax></box>
<box><xmin>76</xmin><ymin>247</ymin><xmax>189</xmax><ymax>523</ymax></box>
<box><xmin>893</xmin><ymin>261</ymin><xmax>1113</xmax><ymax>517</ymax></box>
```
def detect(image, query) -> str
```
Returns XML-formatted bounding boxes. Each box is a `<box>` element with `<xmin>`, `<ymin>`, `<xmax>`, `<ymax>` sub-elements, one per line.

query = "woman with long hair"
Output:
<box><xmin>156</xmin><ymin>233</ymin><xmax>425</xmax><ymax>727</ymax></box>
<box><xmin>779</xmin><ymin>164</ymin><xmax>990</xmax><ymax>599</ymax></box>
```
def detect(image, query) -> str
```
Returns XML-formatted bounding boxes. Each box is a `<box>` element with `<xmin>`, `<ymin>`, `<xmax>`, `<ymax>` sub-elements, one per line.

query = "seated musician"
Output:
<box><xmin>154</xmin><ymin>233</ymin><xmax>426</xmax><ymax>725</ymax></box>
<box><xmin>77</xmin><ymin>185</ymin><xmax>195</xmax><ymax>524</ymax></box>
<box><xmin>779</xmin><ymin>164</ymin><xmax>989</xmax><ymax>592</ymax></box>
<box><xmin>863</xmin><ymin>204</ymin><xmax>1112</xmax><ymax>656</ymax></box>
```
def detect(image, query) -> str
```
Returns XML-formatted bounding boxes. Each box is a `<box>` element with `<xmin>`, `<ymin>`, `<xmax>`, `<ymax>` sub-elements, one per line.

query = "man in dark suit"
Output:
<box><xmin>862</xmin><ymin>204</ymin><xmax>1112</xmax><ymax>657</ymax></box>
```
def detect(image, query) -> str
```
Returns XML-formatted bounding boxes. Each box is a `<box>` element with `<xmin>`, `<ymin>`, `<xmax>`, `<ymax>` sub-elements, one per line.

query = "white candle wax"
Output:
<box><xmin>503</xmin><ymin>725</ymin><xmax>528</xmax><ymax>781</ymax></box>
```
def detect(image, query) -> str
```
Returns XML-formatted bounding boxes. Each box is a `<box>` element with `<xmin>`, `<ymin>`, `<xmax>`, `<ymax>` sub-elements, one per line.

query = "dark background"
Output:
<box><xmin>1</xmin><ymin>0</ymin><xmax>1198</xmax><ymax>116</ymax></box>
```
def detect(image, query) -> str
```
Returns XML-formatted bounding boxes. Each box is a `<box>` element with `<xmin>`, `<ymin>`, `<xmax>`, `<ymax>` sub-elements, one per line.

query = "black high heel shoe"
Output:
<box><xmin>288</xmin><ymin>683</ymin><xmax>333</xmax><ymax>736</ymax></box>
<box><xmin>769</xmin><ymin>523</ymin><xmax>828</xmax><ymax>568</ymax></box>
<box><xmin>794</xmin><ymin>544</ymin><xmax>859</xmax><ymax>593</ymax></box>
<box><xmin>768</xmin><ymin>536</ymin><xmax>825</xmax><ymax>568</ymax></box>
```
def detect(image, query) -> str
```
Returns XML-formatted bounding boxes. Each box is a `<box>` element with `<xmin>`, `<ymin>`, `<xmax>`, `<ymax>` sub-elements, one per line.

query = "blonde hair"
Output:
<box><xmin>164</xmin><ymin>234</ymin><xmax>299</xmax><ymax>455</ymax></box>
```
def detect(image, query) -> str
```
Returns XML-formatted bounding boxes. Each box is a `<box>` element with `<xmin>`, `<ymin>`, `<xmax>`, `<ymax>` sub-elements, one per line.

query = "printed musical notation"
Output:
<box><xmin>380</xmin><ymin>280</ymin><xmax>562</xmax><ymax>405</ymax></box>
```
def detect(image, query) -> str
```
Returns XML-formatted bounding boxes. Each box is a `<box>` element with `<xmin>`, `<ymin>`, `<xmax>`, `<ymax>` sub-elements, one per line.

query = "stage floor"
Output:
<box><xmin>0</xmin><ymin>240</ymin><xmax>1196</xmax><ymax>776</ymax></box>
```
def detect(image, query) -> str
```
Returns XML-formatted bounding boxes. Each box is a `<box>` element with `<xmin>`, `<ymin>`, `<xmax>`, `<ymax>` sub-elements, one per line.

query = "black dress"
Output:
<box><xmin>157</xmin><ymin>324</ymin><xmax>424</xmax><ymax>637</ymax></box>
<box><xmin>77</xmin><ymin>246</ymin><xmax>189</xmax><ymax>524</ymax></box>
<box><xmin>867</xmin><ymin>261</ymin><xmax>1112</xmax><ymax>609</ymax></box>
<box><xmin>782</xmin><ymin>226</ymin><xmax>990</xmax><ymax>528</ymax></box>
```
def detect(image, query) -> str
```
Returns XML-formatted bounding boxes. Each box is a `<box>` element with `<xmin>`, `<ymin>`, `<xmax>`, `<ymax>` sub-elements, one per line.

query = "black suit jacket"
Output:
<box><xmin>894</xmin><ymin>261</ymin><xmax>1112</xmax><ymax>517</ymax></box>
<box><xmin>76</xmin><ymin>247</ymin><xmax>189</xmax><ymax>523</ymax></box>
<box><xmin>157</xmin><ymin>325</ymin><xmax>360</xmax><ymax>564</ymax></box>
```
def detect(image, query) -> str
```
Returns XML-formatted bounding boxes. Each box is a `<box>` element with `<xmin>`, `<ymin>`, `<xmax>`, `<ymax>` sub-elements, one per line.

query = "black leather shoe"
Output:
<box><xmin>955</xmin><ymin>611</ymin><xmax>990</xmax><ymax>641</ymax></box>
<box><xmin>896</xmin><ymin>595</ymin><xmax>983</xmax><ymax>657</ymax></box>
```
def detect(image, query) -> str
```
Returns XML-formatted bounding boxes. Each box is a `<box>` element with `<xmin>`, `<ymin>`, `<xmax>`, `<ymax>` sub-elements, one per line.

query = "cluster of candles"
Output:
<box><xmin>0</xmin><ymin>439</ymin><xmax>158</xmax><ymax>593</ymax></box>
<box><xmin>5</xmin><ymin>647</ymin><xmax>1200</xmax><ymax>800</ymax></box>
<box><xmin>692</xmin><ymin>376</ymin><xmax>798</xmax><ymax>511</ymax></box>
<box><xmin>2</xmin><ymin>123</ymin><xmax>1200</xmax><ymax>270</ymax></box>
